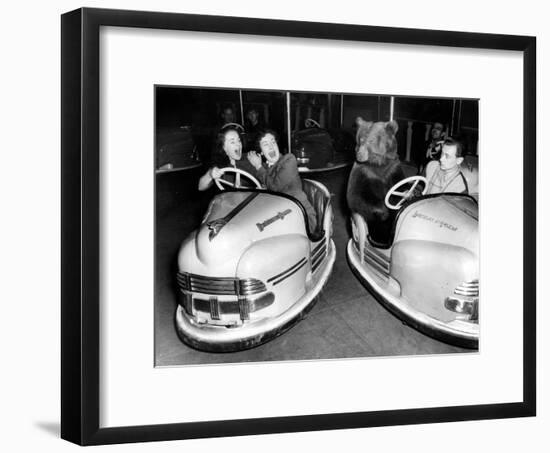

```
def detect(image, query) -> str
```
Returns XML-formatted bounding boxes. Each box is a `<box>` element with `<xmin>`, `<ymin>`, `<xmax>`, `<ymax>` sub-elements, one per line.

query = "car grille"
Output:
<box><xmin>176</xmin><ymin>272</ymin><xmax>266</xmax><ymax>296</ymax></box>
<box><xmin>454</xmin><ymin>279</ymin><xmax>479</xmax><ymax>297</ymax></box>
<box><xmin>311</xmin><ymin>240</ymin><xmax>327</xmax><ymax>273</ymax></box>
<box><xmin>353</xmin><ymin>240</ymin><xmax>390</xmax><ymax>278</ymax></box>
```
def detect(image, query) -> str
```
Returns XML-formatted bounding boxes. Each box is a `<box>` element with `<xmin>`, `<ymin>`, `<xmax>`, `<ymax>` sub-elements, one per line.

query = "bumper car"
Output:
<box><xmin>156</xmin><ymin>126</ymin><xmax>201</xmax><ymax>171</ymax></box>
<box><xmin>292</xmin><ymin>119</ymin><xmax>355</xmax><ymax>173</ymax></box>
<box><xmin>176</xmin><ymin>168</ymin><xmax>336</xmax><ymax>352</ymax></box>
<box><xmin>347</xmin><ymin>175</ymin><xmax>479</xmax><ymax>348</ymax></box>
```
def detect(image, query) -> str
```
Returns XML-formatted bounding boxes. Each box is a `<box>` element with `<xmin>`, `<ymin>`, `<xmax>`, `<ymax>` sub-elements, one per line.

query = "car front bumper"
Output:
<box><xmin>176</xmin><ymin>240</ymin><xmax>336</xmax><ymax>352</ymax></box>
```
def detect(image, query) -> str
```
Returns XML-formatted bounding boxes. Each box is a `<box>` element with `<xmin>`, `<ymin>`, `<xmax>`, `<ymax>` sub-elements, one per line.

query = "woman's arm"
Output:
<box><xmin>198</xmin><ymin>167</ymin><xmax>222</xmax><ymax>191</ymax></box>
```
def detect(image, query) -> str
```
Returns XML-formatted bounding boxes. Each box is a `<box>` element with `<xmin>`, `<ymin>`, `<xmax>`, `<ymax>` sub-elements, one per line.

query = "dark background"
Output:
<box><xmin>155</xmin><ymin>86</ymin><xmax>478</xmax><ymax>168</ymax></box>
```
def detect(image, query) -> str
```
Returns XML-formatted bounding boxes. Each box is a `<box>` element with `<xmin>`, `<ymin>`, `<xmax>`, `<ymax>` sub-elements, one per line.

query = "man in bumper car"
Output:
<box><xmin>425</xmin><ymin>137</ymin><xmax>469</xmax><ymax>195</ymax></box>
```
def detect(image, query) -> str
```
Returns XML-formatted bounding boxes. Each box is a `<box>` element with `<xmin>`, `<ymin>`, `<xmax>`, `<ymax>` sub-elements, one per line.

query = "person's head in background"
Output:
<box><xmin>220</xmin><ymin>106</ymin><xmax>235</xmax><ymax>125</ymax></box>
<box><xmin>431</xmin><ymin>122</ymin><xmax>445</xmax><ymax>141</ymax></box>
<box><xmin>439</xmin><ymin>137</ymin><xmax>464</xmax><ymax>171</ymax></box>
<box><xmin>246</xmin><ymin>108</ymin><xmax>259</xmax><ymax>127</ymax></box>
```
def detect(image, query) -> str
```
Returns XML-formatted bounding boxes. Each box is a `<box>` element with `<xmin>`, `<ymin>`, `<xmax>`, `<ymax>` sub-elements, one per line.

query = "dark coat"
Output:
<box><xmin>347</xmin><ymin>158</ymin><xmax>405</xmax><ymax>246</ymax></box>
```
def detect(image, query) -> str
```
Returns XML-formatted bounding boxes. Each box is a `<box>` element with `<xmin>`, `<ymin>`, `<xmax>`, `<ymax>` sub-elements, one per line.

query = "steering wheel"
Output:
<box><xmin>220</xmin><ymin>123</ymin><xmax>245</xmax><ymax>133</ymax></box>
<box><xmin>385</xmin><ymin>175</ymin><xmax>428</xmax><ymax>210</ymax></box>
<box><xmin>214</xmin><ymin>167</ymin><xmax>262</xmax><ymax>190</ymax></box>
<box><xmin>305</xmin><ymin>118</ymin><xmax>321</xmax><ymax>129</ymax></box>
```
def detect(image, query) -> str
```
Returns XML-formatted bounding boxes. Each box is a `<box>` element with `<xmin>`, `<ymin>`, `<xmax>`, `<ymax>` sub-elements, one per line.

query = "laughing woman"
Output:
<box><xmin>247</xmin><ymin>130</ymin><xmax>317</xmax><ymax>232</ymax></box>
<box><xmin>198</xmin><ymin>126</ymin><xmax>258</xmax><ymax>191</ymax></box>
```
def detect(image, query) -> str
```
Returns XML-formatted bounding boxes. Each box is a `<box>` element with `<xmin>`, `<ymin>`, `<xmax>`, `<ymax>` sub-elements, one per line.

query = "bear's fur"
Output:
<box><xmin>346</xmin><ymin>118</ymin><xmax>405</xmax><ymax>246</ymax></box>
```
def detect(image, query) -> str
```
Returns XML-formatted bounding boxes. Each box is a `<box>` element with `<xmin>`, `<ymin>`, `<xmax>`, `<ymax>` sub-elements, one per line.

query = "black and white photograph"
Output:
<box><xmin>154</xmin><ymin>86</ymin><xmax>480</xmax><ymax>365</ymax></box>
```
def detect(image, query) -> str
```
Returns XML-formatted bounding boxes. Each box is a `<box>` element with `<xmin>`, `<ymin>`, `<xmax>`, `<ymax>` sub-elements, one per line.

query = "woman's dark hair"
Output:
<box><xmin>210</xmin><ymin>126</ymin><xmax>242</xmax><ymax>167</ymax></box>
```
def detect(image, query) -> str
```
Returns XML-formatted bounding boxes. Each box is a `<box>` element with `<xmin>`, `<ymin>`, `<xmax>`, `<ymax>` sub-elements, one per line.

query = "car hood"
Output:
<box><xmin>178</xmin><ymin>191</ymin><xmax>307</xmax><ymax>274</ymax></box>
<box><xmin>395</xmin><ymin>195</ymin><xmax>478</xmax><ymax>256</ymax></box>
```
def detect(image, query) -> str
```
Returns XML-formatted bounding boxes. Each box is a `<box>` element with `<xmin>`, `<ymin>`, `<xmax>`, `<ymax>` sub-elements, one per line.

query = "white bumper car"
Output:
<box><xmin>347</xmin><ymin>176</ymin><xmax>479</xmax><ymax>348</ymax></box>
<box><xmin>176</xmin><ymin>168</ymin><xmax>335</xmax><ymax>352</ymax></box>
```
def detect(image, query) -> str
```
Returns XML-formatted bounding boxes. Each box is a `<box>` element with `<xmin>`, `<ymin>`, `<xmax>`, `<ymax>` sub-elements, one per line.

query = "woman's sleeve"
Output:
<box><xmin>271</xmin><ymin>154</ymin><xmax>299</xmax><ymax>190</ymax></box>
<box><xmin>255</xmin><ymin>165</ymin><xmax>267</xmax><ymax>185</ymax></box>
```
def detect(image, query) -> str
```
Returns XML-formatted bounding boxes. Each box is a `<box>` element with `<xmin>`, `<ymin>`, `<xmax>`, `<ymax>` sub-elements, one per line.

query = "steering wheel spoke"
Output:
<box><xmin>217</xmin><ymin>178</ymin><xmax>234</xmax><ymax>187</ymax></box>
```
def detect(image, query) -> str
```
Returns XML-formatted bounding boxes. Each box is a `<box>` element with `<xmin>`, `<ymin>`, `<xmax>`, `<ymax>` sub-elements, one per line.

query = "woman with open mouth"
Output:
<box><xmin>198</xmin><ymin>125</ymin><xmax>258</xmax><ymax>191</ymax></box>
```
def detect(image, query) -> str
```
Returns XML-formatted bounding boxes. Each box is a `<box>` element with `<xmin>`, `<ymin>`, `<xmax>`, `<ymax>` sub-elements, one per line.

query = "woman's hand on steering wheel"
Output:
<box><xmin>210</xmin><ymin>166</ymin><xmax>223</xmax><ymax>180</ymax></box>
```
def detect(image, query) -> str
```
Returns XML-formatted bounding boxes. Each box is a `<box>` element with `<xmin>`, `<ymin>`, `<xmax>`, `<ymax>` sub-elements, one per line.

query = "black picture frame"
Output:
<box><xmin>61</xmin><ymin>7</ymin><xmax>536</xmax><ymax>446</ymax></box>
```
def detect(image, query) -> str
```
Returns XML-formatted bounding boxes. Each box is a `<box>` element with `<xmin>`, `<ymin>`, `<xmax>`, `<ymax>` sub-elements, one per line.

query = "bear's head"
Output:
<box><xmin>355</xmin><ymin>117</ymin><xmax>399</xmax><ymax>166</ymax></box>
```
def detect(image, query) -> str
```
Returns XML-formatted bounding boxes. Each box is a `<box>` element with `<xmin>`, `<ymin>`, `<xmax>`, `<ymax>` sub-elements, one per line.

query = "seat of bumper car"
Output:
<box><xmin>302</xmin><ymin>179</ymin><xmax>330</xmax><ymax>238</ymax></box>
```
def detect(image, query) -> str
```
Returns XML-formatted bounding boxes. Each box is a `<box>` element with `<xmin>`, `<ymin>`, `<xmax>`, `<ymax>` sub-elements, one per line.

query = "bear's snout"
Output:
<box><xmin>355</xmin><ymin>146</ymin><xmax>369</xmax><ymax>162</ymax></box>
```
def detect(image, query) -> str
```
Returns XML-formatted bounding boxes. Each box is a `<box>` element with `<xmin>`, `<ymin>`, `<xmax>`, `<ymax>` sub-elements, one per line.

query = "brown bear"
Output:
<box><xmin>346</xmin><ymin>118</ymin><xmax>405</xmax><ymax>247</ymax></box>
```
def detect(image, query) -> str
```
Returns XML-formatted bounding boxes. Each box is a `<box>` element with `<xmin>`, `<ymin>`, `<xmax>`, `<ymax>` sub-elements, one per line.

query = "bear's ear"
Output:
<box><xmin>386</xmin><ymin>120</ymin><xmax>399</xmax><ymax>135</ymax></box>
<box><xmin>356</xmin><ymin>117</ymin><xmax>373</xmax><ymax>130</ymax></box>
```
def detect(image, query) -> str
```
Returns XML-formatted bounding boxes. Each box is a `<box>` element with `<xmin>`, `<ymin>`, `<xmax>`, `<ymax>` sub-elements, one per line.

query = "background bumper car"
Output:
<box><xmin>156</xmin><ymin>126</ymin><xmax>201</xmax><ymax>171</ymax></box>
<box><xmin>292</xmin><ymin>119</ymin><xmax>355</xmax><ymax>173</ymax></box>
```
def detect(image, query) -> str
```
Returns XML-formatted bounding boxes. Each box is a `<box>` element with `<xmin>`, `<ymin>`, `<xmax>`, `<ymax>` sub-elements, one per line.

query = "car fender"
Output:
<box><xmin>237</xmin><ymin>234</ymin><xmax>311</xmax><ymax>316</ymax></box>
<box><xmin>391</xmin><ymin>239</ymin><xmax>478</xmax><ymax>322</ymax></box>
